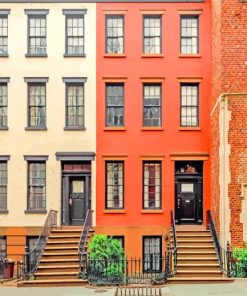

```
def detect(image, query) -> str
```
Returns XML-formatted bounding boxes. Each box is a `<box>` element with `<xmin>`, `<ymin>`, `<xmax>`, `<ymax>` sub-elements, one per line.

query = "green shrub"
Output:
<box><xmin>88</xmin><ymin>234</ymin><xmax>125</xmax><ymax>285</ymax></box>
<box><xmin>233</xmin><ymin>244</ymin><xmax>247</xmax><ymax>278</ymax></box>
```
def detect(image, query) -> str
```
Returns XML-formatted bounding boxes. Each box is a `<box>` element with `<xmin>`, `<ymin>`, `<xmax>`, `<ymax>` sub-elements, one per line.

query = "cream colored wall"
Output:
<box><xmin>0</xmin><ymin>3</ymin><xmax>96</xmax><ymax>226</ymax></box>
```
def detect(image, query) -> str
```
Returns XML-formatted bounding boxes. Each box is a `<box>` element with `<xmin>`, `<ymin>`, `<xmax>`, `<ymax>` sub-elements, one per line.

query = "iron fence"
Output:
<box><xmin>86</xmin><ymin>257</ymin><xmax>168</xmax><ymax>286</ymax></box>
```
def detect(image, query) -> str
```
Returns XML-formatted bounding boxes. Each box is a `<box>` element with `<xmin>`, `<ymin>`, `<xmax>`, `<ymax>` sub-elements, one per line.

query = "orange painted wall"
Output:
<box><xmin>96</xmin><ymin>2</ymin><xmax>211</xmax><ymax>228</ymax></box>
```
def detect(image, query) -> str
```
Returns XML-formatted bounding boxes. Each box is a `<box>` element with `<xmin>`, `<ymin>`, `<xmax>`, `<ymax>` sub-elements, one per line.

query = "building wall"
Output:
<box><xmin>211</xmin><ymin>0</ymin><xmax>247</xmax><ymax>247</ymax></box>
<box><xmin>96</xmin><ymin>1</ymin><xmax>211</xmax><ymax>256</ymax></box>
<box><xmin>0</xmin><ymin>2</ymin><xmax>96</xmax><ymax>259</ymax></box>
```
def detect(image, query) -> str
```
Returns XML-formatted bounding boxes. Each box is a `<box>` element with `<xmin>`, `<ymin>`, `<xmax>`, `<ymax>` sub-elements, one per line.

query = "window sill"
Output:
<box><xmin>141</xmin><ymin>54</ymin><xmax>163</xmax><ymax>58</ymax></box>
<box><xmin>179</xmin><ymin>54</ymin><xmax>201</xmax><ymax>58</ymax></box>
<box><xmin>141</xmin><ymin>209</ymin><xmax>163</xmax><ymax>214</ymax></box>
<box><xmin>64</xmin><ymin>126</ymin><xmax>86</xmax><ymax>131</ymax></box>
<box><xmin>104</xmin><ymin>127</ymin><xmax>127</xmax><ymax>131</ymax></box>
<box><xmin>179</xmin><ymin>127</ymin><xmax>201</xmax><ymax>131</ymax></box>
<box><xmin>25</xmin><ymin>127</ymin><xmax>47</xmax><ymax>131</ymax></box>
<box><xmin>104</xmin><ymin>54</ymin><xmax>126</xmax><ymax>58</ymax></box>
<box><xmin>0</xmin><ymin>127</ymin><xmax>9</xmax><ymax>130</ymax></box>
<box><xmin>0</xmin><ymin>54</ymin><xmax>9</xmax><ymax>58</ymax></box>
<box><xmin>104</xmin><ymin>209</ymin><xmax>126</xmax><ymax>214</ymax></box>
<box><xmin>0</xmin><ymin>210</ymin><xmax>9</xmax><ymax>214</ymax></box>
<box><xmin>141</xmin><ymin>127</ymin><xmax>164</xmax><ymax>131</ymax></box>
<box><xmin>25</xmin><ymin>210</ymin><xmax>47</xmax><ymax>214</ymax></box>
<box><xmin>25</xmin><ymin>54</ymin><xmax>48</xmax><ymax>58</ymax></box>
<box><xmin>63</xmin><ymin>53</ymin><xmax>86</xmax><ymax>58</ymax></box>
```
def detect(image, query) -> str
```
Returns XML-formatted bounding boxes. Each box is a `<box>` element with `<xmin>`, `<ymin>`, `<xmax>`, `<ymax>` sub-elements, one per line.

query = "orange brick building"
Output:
<box><xmin>211</xmin><ymin>0</ymin><xmax>247</xmax><ymax>247</ymax></box>
<box><xmin>96</xmin><ymin>0</ymin><xmax>211</xmax><ymax>258</ymax></box>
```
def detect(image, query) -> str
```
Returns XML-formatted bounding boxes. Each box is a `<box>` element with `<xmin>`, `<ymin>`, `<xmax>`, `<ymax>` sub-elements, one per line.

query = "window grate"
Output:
<box><xmin>143</xmin><ymin>237</ymin><xmax>162</xmax><ymax>273</ymax></box>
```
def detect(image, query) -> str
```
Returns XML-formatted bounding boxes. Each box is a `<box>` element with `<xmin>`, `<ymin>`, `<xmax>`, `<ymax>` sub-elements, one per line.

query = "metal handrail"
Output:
<box><xmin>78</xmin><ymin>209</ymin><xmax>93</xmax><ymax>277</ymax></box>
<box><xmin>22</xmin><ymin>209</ymin><xmax>58</xmax><ymax>278</ymax></box>
<box><xmin>166</xmin><ymin>210</ymin><xmax>177</xmax><ymax>277</ymax></box>
<box><xmin>206</xmin><ymin>210</ymin><xmax>232</xmax><ymax>277</ymax></box>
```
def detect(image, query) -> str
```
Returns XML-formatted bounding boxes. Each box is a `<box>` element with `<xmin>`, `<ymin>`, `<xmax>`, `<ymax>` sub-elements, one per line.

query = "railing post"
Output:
<box><xmin>226</xmin><ymin>241</ymin><xmax>231</xmax><ymax>277</ymax></box>
<box><xmin>25</xmin><ymin>246</ymin><xmax>29</xmax><ymax>275</ymax></box>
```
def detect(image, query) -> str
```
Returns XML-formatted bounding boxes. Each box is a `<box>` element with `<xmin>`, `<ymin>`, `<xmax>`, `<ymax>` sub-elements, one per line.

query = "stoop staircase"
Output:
<box><xmin>18</xmin><ymin>210</ymin><xmax>94</xmax><ymax>287</ymax></box>
<box><xmin>168</xmin><ymin>223</ymin><xmax>234</xmax><ymax>284</ymax></box>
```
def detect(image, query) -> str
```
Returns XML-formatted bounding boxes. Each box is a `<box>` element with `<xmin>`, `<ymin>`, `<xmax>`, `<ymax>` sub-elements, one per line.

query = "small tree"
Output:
<box><xmin>88</xmin><ymin>234</ymin><xmax>125</xmax><ymax>285</ymax></box>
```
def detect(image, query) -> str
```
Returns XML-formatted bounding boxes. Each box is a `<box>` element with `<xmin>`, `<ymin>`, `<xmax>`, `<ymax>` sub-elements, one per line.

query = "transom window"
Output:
<box><xmin>28</xmin><ymin>16</ymin><xmax>46</xmax><ymax>55</ymax></box>
<box><xmin>180</xmin><ymin>84</ymin><xmax>199</xmax><ymax>127</ymax></box>
<box><xmin>0</xmin><ymin>84</ymin><xmax>7</xmax><ymax>128</ymax></box>
<box><xmin>106</xmin><ymin>84</ymin><xmax>124</xmax><ymax>127</ymax></box>
<box><xmin>65</xmin><ymin>16</ymin><xmax>84</xmax><ymax>55</ymax></box>
<box><xmin>143</xmin><ymin>84</ymin><xmax>161</xmax><ymax>127</ymax></box>
<box><xmin>27</xmin><ymin>162</ymin><xmax>46</xmax><ymax>210</ymax></box>
<box><xmin>28</xmin><ymin>83</ymin><xmax>46</xmax><ymax>128</ymax></box>
<box><xmin>180</xmin><ymin>15</ymin><xmax>199</xmax><ymax>54</ymax></box>
<box><xmin>143</xmin><ymin>237</ymin><xmax>162</xmax><ymax>272</ymax></box>
<box><xmin>106</xmin><ymin>15</ymin><xmax>124</xmax><ymax>54</ymax></box>
<box><xmin>143</xmin><ymin>16</ymin><xmax>161</xmax><ymax>54</ymax></box>
<box><xmin>0</xmin><ymin>162</ymin><xmax>7</xmax><ymax>210</ymax></box>
<box><xmin>143</xmin><ymin>162</ymin><xmax>161</xmax><ymax>209</ymax></box>
<box><xmin>66</xmin><ymin>84</ymin><xmax>84</xmax><ymax>127</ymax></box>
<box><xmin>106</xmin><ymin>161</ymin><xmax>124</xmax><ymax>209</ymax></box>
<box><xmin>0</xmin><ymin>16</ymin><xmax>8</xmax><ymax>55</ymax></box>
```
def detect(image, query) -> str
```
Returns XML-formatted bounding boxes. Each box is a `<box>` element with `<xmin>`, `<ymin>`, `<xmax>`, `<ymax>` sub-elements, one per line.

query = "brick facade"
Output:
<box><xmin>211</xmin><ymin>0</ymin><xmax>247</xmax><ymax>247</ymax></box>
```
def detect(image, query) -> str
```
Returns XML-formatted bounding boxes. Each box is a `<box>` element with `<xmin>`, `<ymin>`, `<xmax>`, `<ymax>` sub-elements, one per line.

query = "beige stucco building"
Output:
<box><xmin>0</xmin><ymin>1</ymin><xmax>96</xmax><ymax>260</ymax></box>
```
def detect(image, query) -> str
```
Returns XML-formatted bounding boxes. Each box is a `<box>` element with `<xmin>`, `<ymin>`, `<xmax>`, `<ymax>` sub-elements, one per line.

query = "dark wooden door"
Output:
<box><xmin>69</xmin><ymin>177</ymin><xmax>86</xmax><ymax>226</ymax></box>
<box><xmin>175</xmin><ymin>175</ymin><xmax>203</xmax><ymax>224</ymax></box>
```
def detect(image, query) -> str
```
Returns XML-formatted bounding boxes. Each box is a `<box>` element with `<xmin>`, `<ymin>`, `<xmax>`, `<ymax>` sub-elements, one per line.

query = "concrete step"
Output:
<box><xmin>177</xmin><ymin>257</ymin><xmax>219</xmax><ymax>264</ymax></box>
<box><xmin>177</xmin><ymin>263</ymin><xmax>221</xmax><ymax>271</ymax></box>
<box><xmin>168</xmin><ymin>277</ymin><xmax>234</xmax><ymax>284</ymax></box>
<box><xmin>35</xmin><ymin>271</ymin><xmax>78</xmax><ymax>280</ymax></box>
<box><xmin>18</xmin><ymin>279</ymin><xmax>87</xmax><ymax>287</ymax></box>
<box><xmin>177</xmin><ymin>246</ymin><xmax>216</xmax><ymax>252</ymax></box>
<box><xmin>42</xmin><ymin>253</ymin><xmax>78</xmax><ymax>260</ymax></box>
<box><xmin>176</xmin><ymin>270</ymin><xmax>223</xmax><ymax>278</ymax></box>
<box><xmin>37</xmin><ymin>265</ymin><xmax>79</xmax><ymax>273</ymax></box>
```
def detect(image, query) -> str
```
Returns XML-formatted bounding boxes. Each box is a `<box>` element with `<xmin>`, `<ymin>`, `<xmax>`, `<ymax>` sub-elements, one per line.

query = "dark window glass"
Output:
<box><xmin>0</xmin><ymin>83</ymin><xmax>7</xmax><ymax>128</ymax></box>
<box><xmin>106</xmin><ymin>162</ymin><xmax>124</xmax><ymax>209</ymax></box>
<box><xmin>143</xmin><ymin>84</ymin><xmax>161</xmax><ymax>127</ymax></box>
<box><xmin>180</xmin><ymin>84</ymin><xmax>199</xmax><ymax>127</ymax></box>
<box><xmin>180</xmin><ymin>15</ymin><xmax>199</xmax><ymax>54</ymax></box>
<box><xmin>143</xmin><ymin>236</ymin><xmax>162</xmax><ymax>272</ymax></box>
<box><xmin>106</xmin><ymin>15</ymin><xmax>124</xmax><ymax>54</ymax></box>
<box><xmin>26</xmin><ymin>236</ymin><xmax>41</xmax><ymax>271</ymax></box>
<box><xmin>0</xmin><ymin>162</ymin><xmax>7</xmax><ymax>210</ymax></box>
<box><xmin>143</xmin><ymin>16</ymin><xmax>161</xmax><ymax>54</ymax></box>
<box><xmin>28</xmin><ymin>83</ymin><xmax>46</xmax><ymax>128</ymax></box>
<box><xmin>66</xmin><ymin>16</ymin><xmax>84</xmax><ymax>55</ymax></box>
<box><xmin>0</xmin><ymin>16</ymin><xmax>8</xmax><ymax>55</ymax></box>
<box><xmin>143</xmin><ymin>162</ymin><xmax>161</xmax><ymax>209</ymax></box>
<box><xmin>28</xmin><ymin>16</ymin><xmax>46</xmax><ymax>55</ymax></box>
<box><xmin>28</xmin><ymin>162</ymin><xmax>46</xmax><ymax>210</ymax></box>
<box><xmin>66</xmin><ymin>84</ymin><xmax>84</xmax><ymax>127</ymax></box>
<box><xmin>106</xmin><ymin>84</ymin><xmax>124</xmax><ymax>127</ymax></box>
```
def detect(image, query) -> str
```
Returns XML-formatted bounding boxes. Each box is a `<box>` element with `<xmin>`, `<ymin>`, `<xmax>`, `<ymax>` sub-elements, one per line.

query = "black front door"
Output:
<box><xmin>175</xmin><ymin>175</ymin><xmax>203</xmax><ymax>224</ymax></box>
<box><xmin>69</xmin><ymin>177</ymin><xmax>86</xmax><ymax>226</ymax></box>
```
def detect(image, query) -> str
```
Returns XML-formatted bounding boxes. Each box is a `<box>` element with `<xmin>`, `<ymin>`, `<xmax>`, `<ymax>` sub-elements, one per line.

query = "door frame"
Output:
<box><xmin>61</xmin><ymin>171</ymin><xmax>91</xmax><ymax>226</ymax></box>
<box><xmin>175</xmin><ymin>173</ymin><xmax>203</xmax><ymax>225</ymax></box>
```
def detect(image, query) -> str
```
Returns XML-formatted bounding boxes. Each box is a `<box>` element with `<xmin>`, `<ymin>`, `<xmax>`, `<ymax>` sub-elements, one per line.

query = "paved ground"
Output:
<box><xmin>0</xmin><ymin>280</ymin><xmax>247</xmax><ymax>296</ymax></box>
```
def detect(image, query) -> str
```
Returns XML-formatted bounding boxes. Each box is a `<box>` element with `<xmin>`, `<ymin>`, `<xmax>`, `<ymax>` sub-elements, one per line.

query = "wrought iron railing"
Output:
<box><xmin>78</xmin><ymin>209</ymin><xmax>93</xmax><ymax>278</ymax></box>
<box><xmin>165</xmin><ymin>210</ymin><xmax>177</xmax><ymax>277</ymax></box>
<box><xmin>20</xmin><ymin>210</ymin><xmax>58</xmax><ymax>279</ymax></box>
<box><xmin>86</xmin><ymin>257</ymin><xmax>167</xmax><ymax>285</ymax></box>
<box><xmin>206</xmin><ymin>210</ymin><xmax>233</xmax><ymax>277</ymax></box>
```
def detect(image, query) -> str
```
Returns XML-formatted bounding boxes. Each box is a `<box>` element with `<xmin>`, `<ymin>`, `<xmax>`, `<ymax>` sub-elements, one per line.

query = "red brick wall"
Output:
<box><xmin>211</xmin><ymin>0</ymin><xmax>247</xmax><ymax>246</ymax></box>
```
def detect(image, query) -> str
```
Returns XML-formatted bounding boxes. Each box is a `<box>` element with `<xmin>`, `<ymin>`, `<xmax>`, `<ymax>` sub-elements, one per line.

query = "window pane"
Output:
<box><xmin>0</xmin><ymin>161</ymin><xmax>7</xmax><ymax>210</ymax></box>
<box><xmin>143</xmin><ymin>237</ymin><xmax>162</xmax><ymax>272</ymax></box>
<box><xmin>143</xmin><ymin>84</ymin><xmax>161</xmax><ymax>127</ymax></box>
<box><xmin>106</xmin><ymin>16</ymin><xmax>124</xmax><ymax>54</ymax></box>
<box><xmin>180</xmin><ymin>16</ymin><xmax>198</xmax><ymax>54</ymax></box>
<box><xmin>28</xmin><ymin>162</ymin><xmax>46</xmax><ymax>210</ymax></box>
<box><xmin>0</xmin><ymin>84</ymin><xmax>7</xmax><ymax>128</ymax></box>
<box><xmin>66</xmin><ymin>16</ymin><xmax>84</xmax><ymax>55</ymax></box>
<box><xmin>106</xmin><ymin>162</ymin><xmax>124</xmax><ymax>209</ymax></box>
<box><xmin>0</xmin><ymin>16</ymin><xmax>8</xmax><ymax>54</ymax></box>
<box><xmin>180</xmin><ymin>84</ymin><xmax>199</xmax><ymax>127</ymax></box>
<box><xmin>143</xmin><ymin>16</ymin><xmax>161</xmax><ymax>54</ymax></box>
<box><xmin>28</xmin><ymin>84</ymin><xmax>46</xmax><ymax>127</ymax></box>
<box><xmin>28</xmin><ymin>16</ymin><xmax>46</xmax><ymax>55</ymax></box>
<box><xmin>106</xmin><ymin>84</ymin><xmax>124</xmax><ymax>127</ymax></box>
<box><xmin>66</xmin><ymin>84</ymin><xmax>84</xmax><ymax>127</ymax></box>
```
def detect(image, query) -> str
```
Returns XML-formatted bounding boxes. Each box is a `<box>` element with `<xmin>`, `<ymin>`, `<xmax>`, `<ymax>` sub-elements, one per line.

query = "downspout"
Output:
<box><xmin>211</xmin><ymin>92</ymin><xmax>247</xmax><ymax>248</ymax></box>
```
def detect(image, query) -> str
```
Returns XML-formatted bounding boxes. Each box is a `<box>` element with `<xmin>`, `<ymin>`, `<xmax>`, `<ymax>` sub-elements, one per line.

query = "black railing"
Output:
<box><xmin>166</xmin><ymin>211</ymin><xmax>177</xmax><ymax>277</ymax></box>
<box><xmin>86</xmin><ymin>257</ymin><xmax>167</xmax><ymax>285</ymax></box>
<box><xmin>78</xmin><ymin>209</ymin><xmax>93</xmax><ymax>279</ymax></box>
<box><xmin>206</xmin><ymin>210</ymin><xmax>233</xmax><ymax>277</ymax></box>
<box><xmin>20</xmin><ymin>210</ymin><xmax>58</xmax><ymax>279</ymax></box>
